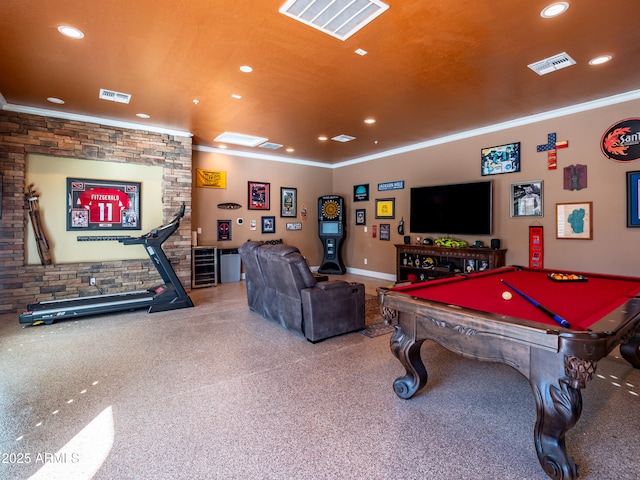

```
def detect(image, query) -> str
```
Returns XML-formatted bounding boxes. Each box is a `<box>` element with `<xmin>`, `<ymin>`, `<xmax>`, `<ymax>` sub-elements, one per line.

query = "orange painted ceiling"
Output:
<box><xmin>1</xmin><ymin>0</ymin><xmax>639</xmax><ymax>164</ymax></box>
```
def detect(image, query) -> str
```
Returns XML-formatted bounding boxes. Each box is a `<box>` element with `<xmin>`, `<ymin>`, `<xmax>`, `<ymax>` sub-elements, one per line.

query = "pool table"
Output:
<box><xmin>378</xmin><ymin>266</ymin><xmax>640</xmax><ymax>480</ymax></box>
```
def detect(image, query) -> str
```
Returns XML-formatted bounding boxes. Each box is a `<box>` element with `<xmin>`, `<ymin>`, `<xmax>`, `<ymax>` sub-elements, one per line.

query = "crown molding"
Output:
<box><xmin>3</xmin><ymin>88</ymin><xmax>640</xmax><ymax>168</ymax></box>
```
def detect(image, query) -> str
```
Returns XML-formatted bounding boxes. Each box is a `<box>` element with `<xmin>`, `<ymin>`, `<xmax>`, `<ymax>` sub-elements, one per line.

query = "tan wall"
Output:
<box><xmin>2</xmin><ymin>97</ymin><xmax>638</xmax><ymax>315</ymax></box>
<box><xmin>333</xmin><ymin>98</ymin><xmax>640</xmax><ymax>277</ymax></box>
<box><xmin>192</xmin><ymin>150</ymin><xmax>333</xmax><ymax>266</ymax></box>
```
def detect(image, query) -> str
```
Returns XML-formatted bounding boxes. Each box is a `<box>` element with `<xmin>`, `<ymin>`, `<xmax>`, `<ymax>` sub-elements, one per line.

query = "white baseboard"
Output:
<box><xmin>309</xmin><ymin>266</ymin><xmax>396</xmax><ymax>282</ymax></box>
<box><xmin>346</xmin><ymin>267</ymin><xmax>396</xmax><ymax>282</ymax></box>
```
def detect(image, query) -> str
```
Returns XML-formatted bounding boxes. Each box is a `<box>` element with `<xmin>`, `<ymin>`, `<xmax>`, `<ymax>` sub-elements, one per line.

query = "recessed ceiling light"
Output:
<box><xmin>355</xmin><ymin>48</ymin><xmax>368</xmax><ymax>56</ymax></box>
<box><xmin>318</xmin><ymin>136</ymin><xmax>328</xmax><ymax>141</ymax></box>
<box><xmin>364</xmin><ymin>118</ymin><xmax>376</xmax><ymax>124</ymax></box>
<box><xmin>47</xmin><ymin>97</ymin><xmax>65</xmax><ymax>104</ymax></box>
<box><xmin>286</xmin><ymin>148</ymin><xmax>294</xmax><ymax>153</ymax></box>
<box><xmin>589</xmin><ymin>55</ymin><xmax>612</xmax><ymax>65</ymax></box>
<box><xmin>57</xmin><ymin>25</ymin><xmax>84</xmax><ymax>39</ymax></box>
<box><xmin>193</xmin><ymin>99</ymin><xmax>199</xmax><ymax>105</ymax></box>
<box><xmin>231</xmin><ymin>93</ymin><xmax>242</xmax><ymax>99</ymax></box>
<box><xmin>540</xmin><ymin>2</ymin><xmax>569</xmax><ymax>18</ymax></box>
<box><xmin>136</xmin><ymin>113</ymin><xmax>150</xmax><ymax>119</ymax></box>
<box><xmin>214</xmin><ymin>131</ymin><xmax>268</xmax><ymax>147</ymax></box>
<box><xmin>240</xmin><ymin>65</ymin><xmax>253</xmax><ymax>73</ymax></box>
<box><xmin>218</xmin><ymin>145</ymin><xmax>228</xmax><ymax>149</ymax></box>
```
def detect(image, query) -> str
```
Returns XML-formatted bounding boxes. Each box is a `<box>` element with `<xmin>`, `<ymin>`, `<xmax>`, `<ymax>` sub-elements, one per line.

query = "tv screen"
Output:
<box><xmin>410</xmin><ymin>181</ymin><xmax>493</xmax><ymax>235</ymax></box>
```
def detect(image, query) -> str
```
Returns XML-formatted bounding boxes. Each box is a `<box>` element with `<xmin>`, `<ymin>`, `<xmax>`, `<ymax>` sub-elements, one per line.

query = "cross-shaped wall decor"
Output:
<box><xmin>536</xmin><ymin>133</ymin><xmax>568</xmax><ymax>170</ymax></box>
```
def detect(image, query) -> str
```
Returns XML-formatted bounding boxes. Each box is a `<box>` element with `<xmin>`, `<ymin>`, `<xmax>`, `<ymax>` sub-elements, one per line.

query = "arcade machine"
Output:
<box><xmin>20</xmin><ymin>204</ymin><xmax>194</xmax><ymax>325</ymax></box>
<box><xmin>317</xmin><ymin>195</ymin><xmax>346</xmax><ymax>274</ymax></box>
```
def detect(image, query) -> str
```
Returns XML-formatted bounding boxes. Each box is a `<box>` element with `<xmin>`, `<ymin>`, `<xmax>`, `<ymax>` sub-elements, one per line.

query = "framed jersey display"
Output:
<box><xmin>67</xmin><ymin>178</ymin><xmax>141</xmax><ymax>231</ymax></box>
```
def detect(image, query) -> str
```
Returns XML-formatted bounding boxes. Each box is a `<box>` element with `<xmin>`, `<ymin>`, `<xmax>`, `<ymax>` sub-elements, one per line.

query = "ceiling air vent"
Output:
<box><xmin>99</xmin><ymin>88</ymin><xmax>132</xmax><ymax>104</ymax></box>
<box><xmin>259</xmin><ymin>142</ymin><xmax>284</xmax><ymax>150</ymax></box>
<box><xmin>528</xmin><ymin>52</ymin><xmax>576</xmax><ymax>76</ymax></box>
<box><xmin>279</xmin><ymin>0</ymin><xmax>389</xmax><ymax>41</ymax></box>
<box><xmin>332</xmin><ymin>134</ymin><xmax>356</xmax><ymax>142</ymax></box>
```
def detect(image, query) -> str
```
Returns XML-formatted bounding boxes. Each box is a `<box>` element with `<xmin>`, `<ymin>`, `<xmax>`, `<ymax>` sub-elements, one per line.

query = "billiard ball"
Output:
<box><xmin>502</xmin><ymin>291</ymin><xmax>513</xmax><ymax>300</ymax></box>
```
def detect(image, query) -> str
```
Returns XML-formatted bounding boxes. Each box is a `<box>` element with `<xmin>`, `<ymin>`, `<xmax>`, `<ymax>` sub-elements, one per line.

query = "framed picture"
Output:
<box><xmin>355</xmin><ymin>209</ymin><xmax>366</xmax><ymax>225</ymax></box>
<box><xmin>375</xmin><ymin>198</ymin><xmax>395</xmax><ymax>219</ymax></box>
<box><xmin>510</xmin><ymin>181</ymin><xmax>543</xmax><ymax>217</ymax></box>
<box><xmin>465</xmin><ymin>259</ymin><xmax>477</xmax><ymax>273</ymax></box>
<box><xmin>217</xmin><ymin>220</ymin><xmax>231</xmax><ymax>241</ymax></box>
<box><xmin>379</xmin><ymin>223</ymin><xmax>390</xmax><ymax>240</ymax></box>
<box><xmin>280</xmin><ymin>187</ymin><xmax>297</xmax><ymax>217</ymax></box>
<box><xmin>354</xmin><ymin>184</ymin><xmax>369</xmax><ymax>202</ymax></box>
<box><xmin>556</xmin><ymin>202</ymin><xmax>593</xmax><ymax>240</ymax></box>
<box><xmin>261</xmin><ymin>216</ymin><xmax>276</xmax><ymax>234</ymax></box>
<box><xmin>248</xmin><ymin>181</ymin><xmax>270</xmax><ymax>210</ymax></box>
<box><xmin>286</xmin><ymin>222</ymin><xmax>302</xmax><ymax>231</ymax></box>
<box><xmin>627</xmin><ymin>171</ymin><xmax>640</xmax><ymax>227</ymax></box>
<box><xmin>67</xmin><ymin>177</ymin><xmax>141</xmax><ymax>231</ymax></box>
<box><xmin>481</xmin><ymin>142</ymin><xmax>521</xmax><ymax>176</ymax></box>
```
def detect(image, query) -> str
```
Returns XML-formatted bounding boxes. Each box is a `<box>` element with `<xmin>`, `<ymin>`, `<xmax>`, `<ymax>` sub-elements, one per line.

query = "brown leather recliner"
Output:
<box><xmin>239</xmin><ymin>241</ymin><xmax>365</xmax><ymax>342</ymax></box>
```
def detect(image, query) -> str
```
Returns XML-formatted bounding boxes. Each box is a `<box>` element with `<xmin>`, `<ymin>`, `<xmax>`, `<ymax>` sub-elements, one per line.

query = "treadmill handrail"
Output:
<box><xmin>119</xmin><ymin>203</ymin><xmax>185</xmax><ymax>245</ymax></box>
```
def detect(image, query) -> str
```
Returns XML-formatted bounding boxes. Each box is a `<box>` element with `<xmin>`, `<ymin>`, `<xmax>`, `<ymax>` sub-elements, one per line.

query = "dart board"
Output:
<box><xmin>321</xmin><ymin>199</ymin><xmax>340</xmax><ymax>220</ymax></box>
<box><xmin>319</xmin><ymin>195</ymin><xmax>343</xmax><ymax>222</ymax></box>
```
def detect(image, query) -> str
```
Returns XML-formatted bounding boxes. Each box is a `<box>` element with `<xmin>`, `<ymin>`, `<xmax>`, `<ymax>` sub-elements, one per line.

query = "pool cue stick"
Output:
<box><xmin>501</xmin><ymin>279</ymin><xmax>571</xmax><ymax>329</ymax></box>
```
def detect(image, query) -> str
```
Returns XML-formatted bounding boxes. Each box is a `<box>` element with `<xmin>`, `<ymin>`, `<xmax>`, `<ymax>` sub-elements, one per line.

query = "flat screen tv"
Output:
<box><xmin>410</xmin><ymin>181</ymin><xmax>493</xmax><ymax>235</ymax></box>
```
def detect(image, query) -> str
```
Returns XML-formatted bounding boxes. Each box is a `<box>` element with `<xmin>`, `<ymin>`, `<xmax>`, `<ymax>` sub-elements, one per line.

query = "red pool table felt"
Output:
<box><xmin>390</xmin><ymin>267</ymin><xmax>640</xmax><ymax>331</ymax></box>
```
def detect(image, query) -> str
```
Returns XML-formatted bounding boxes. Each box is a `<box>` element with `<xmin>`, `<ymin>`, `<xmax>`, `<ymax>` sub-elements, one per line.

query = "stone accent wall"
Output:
<box><xmin>0</xmin><ymin>111</ymin><xmax>193</xmax><ymax>315</ymax></box>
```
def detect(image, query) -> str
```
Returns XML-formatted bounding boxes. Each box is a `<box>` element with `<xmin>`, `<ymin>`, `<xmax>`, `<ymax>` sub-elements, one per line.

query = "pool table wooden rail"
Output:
<box><xmin>378</xmin><ymin>283</ymin><xmax>640</xmax><ymax>480</ymax></box>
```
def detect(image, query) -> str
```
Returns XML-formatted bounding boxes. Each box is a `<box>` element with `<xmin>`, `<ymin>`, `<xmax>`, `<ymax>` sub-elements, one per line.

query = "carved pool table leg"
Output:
<box><xmin>528</xmin><ymin>351</ymin><xmax>597</xmax><ymax>480</ymax></box>
<box><xmin>620</xmin><ymin>334</ymin><xmax>640</xmax><ymax>369</ymax></box>
<box><xmin>390</xmin><ymin>324</ymin><xmax>427</xmax><ymax>399</ymax></box>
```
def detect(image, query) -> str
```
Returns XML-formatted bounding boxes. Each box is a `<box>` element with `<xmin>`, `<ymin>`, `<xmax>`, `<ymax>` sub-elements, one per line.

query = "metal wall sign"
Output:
<box><xmin>377</xmin><ymin>180</ymin><xmax>404</xmax><ymax>191</ymax></box>
<box><xmin>601</xmin><ymin>118</ymin><xmax>640</xmax><ymax>162</ymax></box>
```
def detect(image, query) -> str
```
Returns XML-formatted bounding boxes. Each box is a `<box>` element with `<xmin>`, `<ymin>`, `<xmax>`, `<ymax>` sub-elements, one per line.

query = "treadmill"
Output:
<box><xmin>19</xmin><ymin>204</ymin><xmax>194</xmax><ymax>325</ymax></box>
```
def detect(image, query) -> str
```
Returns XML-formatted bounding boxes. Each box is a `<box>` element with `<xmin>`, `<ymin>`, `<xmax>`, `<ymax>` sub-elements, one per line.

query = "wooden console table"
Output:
<box><xmin>395</xmin><ymin>244</ymin><xmax>506</xmax><ymax>282</ymax></box>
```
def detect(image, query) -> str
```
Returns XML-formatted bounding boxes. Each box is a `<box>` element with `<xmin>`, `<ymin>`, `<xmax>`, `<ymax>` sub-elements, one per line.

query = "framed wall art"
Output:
<box><xmin>261</xmin><ymin>216</ymin><xmax>276</xmax><ymax>234</ymax></box>
<box><xmin>379</xmin><ymin>224</ymin><xmax>390</xmax><ymax>240</ymax></box>
<box><xmin>355</xmin><ymin>209</ymin><xmax>366</xmax><ymax>225</ymax></box>
<box><xmin>217</xmin><ymin>219</ymin><xmax>232</xmax><ymax>241</ymax></box>
<box><xmin>510</xmin><ymin>181</ymin><xmax>543</xmax><ymax>217</ymax></box>
<box><xmin>627</xmin><ymin>171</ymin><xmax>640</xmax><ymax>227</ymax></box>
<box><xmin>353</xmin><ymin>184</ymin><xmax>369</xmax><ymax>202</ymax></box>
<box><xmin>556</xmin><ymin>202</ymin><xmax>592</xmax><ymax>240</ymax></box>
<box><xmin>375</xmin><ymin>198</ymin><xmax>395</xmax><ymax>219</ymax></box>
<box><xmin>481</xmin><ymin>142</ymin><xmax>520</xmax><ymax>176</ymax></box>
<box><xmin>248</xmin><ymin>181</ymin><xmax>270</xmax><ymax>210</ymax></box>
<box><xmin>280</xmin><ymin>187</ymin><xmax>297</xmax><ymax>217</ymax></box>
<box><xmin>67</xmin><ymin>177</ymin><xmax>141</xmax><ymax>231</ymax></box>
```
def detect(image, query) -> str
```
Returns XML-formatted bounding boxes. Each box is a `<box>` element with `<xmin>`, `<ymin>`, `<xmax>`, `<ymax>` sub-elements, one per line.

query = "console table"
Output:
<box><xmin>395</xmin><ymin>244</ymin><xmax>506</xmax><ymax>282</ymax></box>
